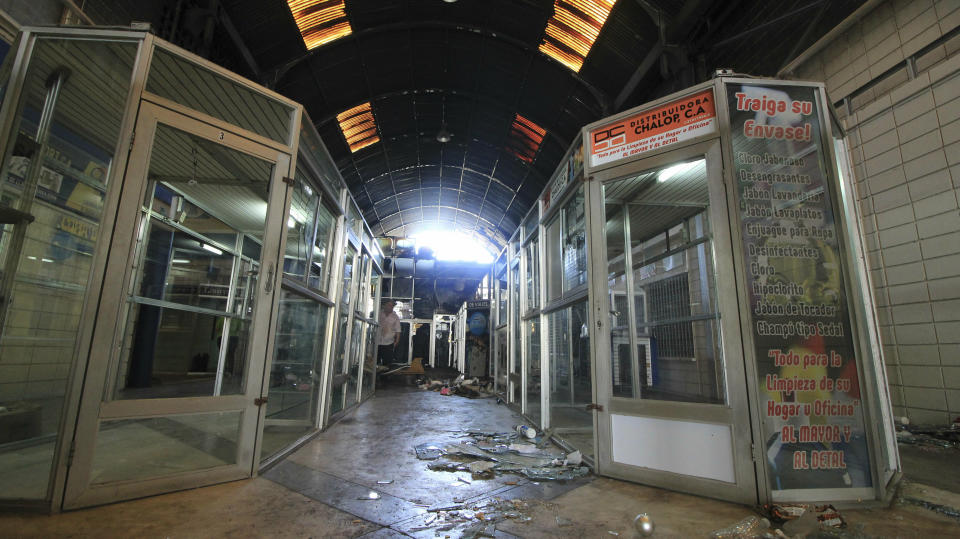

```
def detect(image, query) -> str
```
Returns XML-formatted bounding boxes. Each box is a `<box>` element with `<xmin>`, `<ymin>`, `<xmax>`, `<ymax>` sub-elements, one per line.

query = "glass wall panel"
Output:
<box><xmin>509</xmin><ymin>258</ymin><xmax>521</xmax><ymax>404</ymax></box>
<box><xmin>524</xmin><ymin>236</ymin><xmax>539</xmax><ymax>312</ymax></box>
<box><xmin>299</xmin><ymin>120</ymin><xmax>342</xmax><ymax>198</ymax></box>
<box><xmin>0</xmin><ymin>37</ymin><xmax>138</xmax><ymax>500</ymax></box>
<box><xmin>341</xmin><ymin>243</ymin><xmax>356</xmax><ymax>305</ymax></box>
<box><xmin>282</xmin><ymin>170</ymin><xmax>319</xmax><ymax>280</ymax></box>
<box><xmin>346</xmin><ymin>319</ymin><xmax>363</xmax><ymax>407</ymax></box>
<box><xmin>262</xmin><ymin>289</ymin><xmax>327</xmax><ymax>461</ymax></box>
<box><xmin>90</xmin><ymin>411</ymin><xmax>241</xmax><ymax>484</ymax></box>
<box><xmin>562</xmin><ymin>188</ymin><xmax>587</xmax><ymax>292</ymax></box>
<box><xmin>361</xmin><ymin>321</ymin><xmax>377</xmax><ymax>401</ymax></box>
<box><xmin>525</xmin><ymin>318</ymin><xmax>541</xmax><ymax>425</ymax></box>
<box><xmin>146</xmin><ymin>47</ymin><xmax>293</xmax><ymax>144</ymax></box>
<box><xmin>307</xmin><ymin>202</ymin><xmax>335</xmax><ymax>293</ymax></box>
<box><xmin>548</xmin><ymin>302</ymin><xmax>592</xmax><ymax>458</ymax></box>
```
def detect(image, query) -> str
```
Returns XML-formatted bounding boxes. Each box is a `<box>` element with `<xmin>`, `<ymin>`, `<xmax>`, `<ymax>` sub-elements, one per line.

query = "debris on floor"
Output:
<box><xmin>894</xmin><ymin>415</ymin><xmax>960</xmax><ymax>450</ymax></box>
<box><xmin>708</xmin><ymin>515</ymin><xmax>772</xmax><ymax>539</ymax></box>
<box><xmin>415</xmin><ymin>429</ymin><xmax>590</xmax><ymax>483</ymax></box>
<box><xmin>405</xmin><ymin>497</ymin><xmax>550</xmax><ymax>537</ymax></box>
<box><xmin>417</xmin><ymin>370</ymin><xmax>495</xmax><ymax>399</ymax></box>
<box><xmin>633</xmin><ymin>513</ymin><xmax>654</xmax><ymax>536</ymax></box>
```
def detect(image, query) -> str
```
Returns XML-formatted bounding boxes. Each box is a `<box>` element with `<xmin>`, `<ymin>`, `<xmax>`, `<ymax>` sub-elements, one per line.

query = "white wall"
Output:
<box><xmin>790</xmin><ymin>0</ymin><xmax>960</xmax><ymax>425</ymax></box>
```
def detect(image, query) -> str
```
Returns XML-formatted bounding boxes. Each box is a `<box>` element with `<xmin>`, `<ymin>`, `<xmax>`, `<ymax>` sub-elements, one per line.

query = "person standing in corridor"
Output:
<box><xmin>377</xmin><ymin>300</ymin><xmax>401</xmax><ymax>365</ymax></box>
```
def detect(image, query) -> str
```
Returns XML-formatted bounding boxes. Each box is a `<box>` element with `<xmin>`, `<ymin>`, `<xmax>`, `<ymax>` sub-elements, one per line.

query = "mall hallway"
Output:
<box><xmin>3</xmin><ymin>387</ymin><xmax>959</xmax><ymax>538</ymax></box>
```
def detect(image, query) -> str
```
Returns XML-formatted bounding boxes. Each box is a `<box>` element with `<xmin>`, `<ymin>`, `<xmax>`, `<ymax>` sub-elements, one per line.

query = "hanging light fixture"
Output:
<box><xmin>436</xmin><ymin>124</ymin><xmax>453</xmax><ymax>143</ymax></box>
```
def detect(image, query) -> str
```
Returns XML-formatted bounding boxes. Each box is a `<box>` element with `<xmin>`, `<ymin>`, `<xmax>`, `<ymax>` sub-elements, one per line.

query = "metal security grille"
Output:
<box><xmin>647</xmin><ymin>274</ymin><xmax>694</xmax><ymax>359</ymax></box>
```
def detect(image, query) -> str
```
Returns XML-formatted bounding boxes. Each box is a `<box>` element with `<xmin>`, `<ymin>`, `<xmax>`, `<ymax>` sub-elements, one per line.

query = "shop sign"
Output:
<box><xmin>543</xmin><ymin>141</ymin><xmax>584</xmax><ymax>212</ymax></box>
<box><xmin>588</xmin><ymin>89</ymin><xmax>716</xmax><ymax>168</ymax></box>
<box><xmin>727</xmin><ymin>83</ymin><xmax>871</xmax><ymax>491</ymax></box>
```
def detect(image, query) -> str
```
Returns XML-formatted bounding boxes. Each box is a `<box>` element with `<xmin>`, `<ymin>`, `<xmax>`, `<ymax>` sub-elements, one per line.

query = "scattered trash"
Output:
<box><xmin>765</xmin><ymin>503</ymin><xmax>807</xmax><ymax>521</ymax></box>
<box><xmin>517</xmin><ymin>466</ymin><xmax>590</xmax><ymax>481</ymax></box>
<box><xmin>633</xmin><ymin>513</ymin><xmax>654</xmax><ymax>536</ymax></box>
<box><xmin>709</xmin><ymin>515</ymin><xmax>771</xmax><ymax>539</ymax></box>
<box><xmin>895</xmin><ymin>422</ymin><xmax>960</xmax><ymax>449</ymax></box>
<box><xmin>376</xmin><ymin>479</ymin><xmax>394</xmax><ymax>485</ymax></box>
<box><xmin>415</xmin><ymin>443</ymin><xmax>444</xmax><ymax>460</ymax></box>
<box><xmin>901</xmin><ymin>497</ymin><xmax>960</xmax><ymax>522</ymax></box>
<box><xmin>556</xmin><ymin>516</ymin><xmax>573</xmax><ymax>527</ymax></box>
<box><xmin>469</xmin><ymin>461</ymin><xmax>496</xmax><ymax>474</ymax></box>
<box><xmin>357</xmin><ymin>491</ymin><xmax>381</xmax><ymax>500</ymax></box>
<box><xmin>516</xmin><ymin>424</ymin><xmax>537</xmax><ymax>439</ymax></box>
<box><xmin>417</xmin><ymin>368</ymin><xmax>496</xmax><ymax>399</ymax></box>
<box><xmin>608</xmin><ymin>531</ymin><xmax>620</xmax><ymax>536</ymax></box>
<box><xmin>457</xmin><ymin>476</ymin><xmax>472</xmax><ymax>485</ymax></box>
<box><xmin>816</xmin><ymin>505</ymin><xmax>846</xmax><ymax>529</ymax></box>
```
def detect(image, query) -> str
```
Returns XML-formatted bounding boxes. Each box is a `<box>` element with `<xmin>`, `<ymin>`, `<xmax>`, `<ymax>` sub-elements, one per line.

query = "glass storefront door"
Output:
<box><xmin>588</xmin><ymin>140</ymin><xmax>758</xmax><ymax>504</ymax></box>
<box><xmin>63</xmin><ymin>101</ymin><xmax>290</xmax><ymax>508</ymax></box>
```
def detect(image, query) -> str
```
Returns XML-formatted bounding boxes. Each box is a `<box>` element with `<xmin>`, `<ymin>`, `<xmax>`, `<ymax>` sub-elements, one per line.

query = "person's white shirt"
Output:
<box><xmin>377</xmin><ymin>308</ymin><xmax>401</xmax><ymax>346</ymax></box>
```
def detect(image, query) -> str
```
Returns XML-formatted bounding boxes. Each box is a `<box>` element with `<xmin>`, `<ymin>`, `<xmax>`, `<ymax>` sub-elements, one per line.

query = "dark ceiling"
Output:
<box><xmin>85</xmin><ymin>0</ymin><xmax>865</xmax><ymax>253</ymax></box>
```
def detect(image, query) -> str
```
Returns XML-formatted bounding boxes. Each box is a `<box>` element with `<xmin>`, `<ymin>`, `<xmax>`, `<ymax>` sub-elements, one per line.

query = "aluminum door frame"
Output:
<box><xmin>585</xmin><ymin>138</ymin><xmax>759</xmax><ymax>505</ymax></box>
<box><xmin>63</xmin><ymin>100</ymin><xmax>292</xmax><ymax>509</ymax></box>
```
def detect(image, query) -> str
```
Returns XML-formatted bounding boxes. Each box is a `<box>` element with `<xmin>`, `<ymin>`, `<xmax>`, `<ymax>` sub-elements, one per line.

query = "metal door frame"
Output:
<box><xmin>585</xmin><ymin>138</ymin><xmax>759</xmax><ymax>504</ymax></box>
<box><xmin>63</xmin><ymin>99</ymin><xmax>292</xmax><ymax>509</ymax></box>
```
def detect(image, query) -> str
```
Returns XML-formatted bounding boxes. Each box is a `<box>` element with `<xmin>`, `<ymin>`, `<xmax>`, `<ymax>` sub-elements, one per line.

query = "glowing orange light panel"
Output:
<box><xmin>287</xmin><ymin>0</ymin><xmax>353</xmax><ymax>50</ymax></box>
<box><xmin>508</xmin><ymin>115</ymin><xmax>546</xmax><ymax>163</ymax></box>
<box><xmin>337</xmin><ymin>102</ymin><xmax>380</xmax><ymax>153</ymax></box>
<box><xmin>539</xmin><ymin>0</ymin><xmax>617</xmax><ymax>72</ymax></box>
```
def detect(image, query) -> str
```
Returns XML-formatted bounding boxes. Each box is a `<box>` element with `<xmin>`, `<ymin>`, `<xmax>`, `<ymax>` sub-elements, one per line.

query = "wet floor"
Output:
<box><xmin>2</xmin><ymin>387</ymin><xmax>960</xmax><ymax>537</ymax></box>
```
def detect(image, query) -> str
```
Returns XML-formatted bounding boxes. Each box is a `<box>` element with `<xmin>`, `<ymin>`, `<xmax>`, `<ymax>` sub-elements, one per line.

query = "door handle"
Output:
<box><xmin>264</xmin><ymin>265</ymin><xmax>275</xmax><ymax>294</ymax></box>
<box><xmin>585</xmin><ymin>403</ymin><xmax>604</xmax><ymax>412</ymax></box>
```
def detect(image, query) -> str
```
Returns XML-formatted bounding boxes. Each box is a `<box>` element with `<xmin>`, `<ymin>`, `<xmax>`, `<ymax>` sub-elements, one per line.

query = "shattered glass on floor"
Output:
<box><xmin>416</xmin><ymin>429</ymin><xmax>590</xmax><ymax>483</ymax></box>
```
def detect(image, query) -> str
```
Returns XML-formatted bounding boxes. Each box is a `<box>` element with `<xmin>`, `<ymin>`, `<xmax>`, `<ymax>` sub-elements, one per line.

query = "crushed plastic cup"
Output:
<box><xmin>515</xmin><ymin>425</ymin><xmax>537</xmax><ymax>439</ymax></box>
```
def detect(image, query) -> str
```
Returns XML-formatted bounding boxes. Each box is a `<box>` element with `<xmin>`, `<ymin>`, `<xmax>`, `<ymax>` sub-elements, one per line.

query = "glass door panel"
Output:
<box><xmin>591</xmin><ymin>141</ymin><xmax>756</xmax><ymax>504</ymax></box>
<box><xmin>64</xmin><ymin>102</ymin><xmax>289</xmax><ymax>508</ymax></box>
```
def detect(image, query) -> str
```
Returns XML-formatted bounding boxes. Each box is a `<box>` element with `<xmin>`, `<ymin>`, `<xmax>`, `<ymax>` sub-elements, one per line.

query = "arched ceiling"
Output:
<box><xmin>88</xmin><ymin>0</ymin><xmax>867</xmax><ymax>252</ymax></box>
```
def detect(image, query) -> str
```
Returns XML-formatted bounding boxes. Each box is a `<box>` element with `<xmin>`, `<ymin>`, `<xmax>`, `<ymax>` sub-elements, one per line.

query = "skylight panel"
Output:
<box><xmin>507</xmin><ymin>115</ymin><xmax>546</xmax><ymax>163</ymax></box>
<box><xmin>287</xmin><ymin>0</ymin><xmax>353</xmax><ymax>50</ymax></box>
<box><xmin>337</xmin><ymin>102</ymin><xmax>380</xmax><ymax>153</ymax></box>
<box><xmin>539</xmin><ymin>0</ymin><xmax>617</xmax><ymax>72</ymax></box>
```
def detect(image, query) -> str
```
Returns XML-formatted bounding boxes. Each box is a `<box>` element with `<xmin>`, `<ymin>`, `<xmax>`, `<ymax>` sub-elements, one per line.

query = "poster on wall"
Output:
<box><xmin>727</xmin><ymin>83</ymin><xmax>872</xmax><ymax>492</ymax></box>
<box><xmin>588</xmin><ymin>89</ymin><xmax>716</xmax><ymax>168</ymax></box>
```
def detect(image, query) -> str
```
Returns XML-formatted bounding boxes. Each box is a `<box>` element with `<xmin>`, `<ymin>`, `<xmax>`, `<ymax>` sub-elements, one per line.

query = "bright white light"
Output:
<box><xmin>201</xmin><ymin>243</ymin><xmax>223</xmax><ymax>255</ymax></box>
<box><xmin>172</xmin><ymin>258</ymin><xmax>190</xmax><ymax>264</ymax></box>
<box><xmin>657</xmin><ymin>159</ymin><xmax>703</xmax><ymax>183</ymax></box>
<box><xmin>411</xmin><ymin>231</ymin><xmax>494</xmax><ymax>263</ymax></box>
<box><xmin>287</xmin><ymin>217</ymin><xmax>297</xmax><ymax>228</ymax></box>
<box><xmin>27</xmin><ymin>256</ymin><xmax>37</xmax><ymax>260</ymax></box>
<box><xmin>41</xmin><ymin>258</ymin><xmax>54</xmax><ymax>263</ymax></box>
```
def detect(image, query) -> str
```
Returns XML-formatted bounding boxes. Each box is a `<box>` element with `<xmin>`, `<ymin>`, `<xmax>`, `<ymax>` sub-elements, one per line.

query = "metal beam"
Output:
<box><xmin>216</xmin><ymin>3</ymin><xmax>262</xmax><ymax>80</ymax></box>
<box><xmin>613</xmin><ymin>0</ymin><xmax>712</xmax><ymax>111</ymax></box>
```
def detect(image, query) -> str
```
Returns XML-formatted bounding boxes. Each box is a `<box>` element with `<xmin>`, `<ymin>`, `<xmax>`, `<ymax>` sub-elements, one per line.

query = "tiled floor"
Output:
<box><xmin>2</xmin><ymin>387</ymin><xmax>959</xmax><ymax>537</ymax></box>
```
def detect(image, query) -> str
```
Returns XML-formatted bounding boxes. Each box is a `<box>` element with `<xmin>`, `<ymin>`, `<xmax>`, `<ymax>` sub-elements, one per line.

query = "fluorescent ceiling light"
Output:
<box><xmin>539</xmin><ymin>0</ymin><xmax>618</xmax><ymax>72</ymax></box>
<box><xmin>657</xmin><ymin>160</ymin><xmax>703</xmax><ymax>183</ymax></box>
<box><xmin>507</xmin><ymin>114</ymin><xmax>546</xmax><ymax>163</ymax></box>
<box><xmin>337</xmin><ymin>102</ymin><xmax>380</xmax><ymax>153</ymax></box>
<box><xmin>287</xmin><ymin>0</ymin><xmax>352</xmax><ymax>50</ymax></box>
<box><xmin>172</xmin><ymin>258</ymin><xmax>190</xmax><ymax>264</ymax></box>
<box><xmin>201</xmin><ymin>243</ymin><xmax>223</xmax><ymax>255</ymax></box>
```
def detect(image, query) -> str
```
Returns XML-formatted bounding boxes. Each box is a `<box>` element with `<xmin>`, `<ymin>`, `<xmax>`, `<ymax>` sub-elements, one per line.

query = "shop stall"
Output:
<box><xmin>0</xmin><ymin>27</ymin><xmax>381</xmax><ymax>511</ymax></box>
<box><xmin>506</xmin><ymin>74</ymin><xmax>898</xmax><ymax>505</ymax></box>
